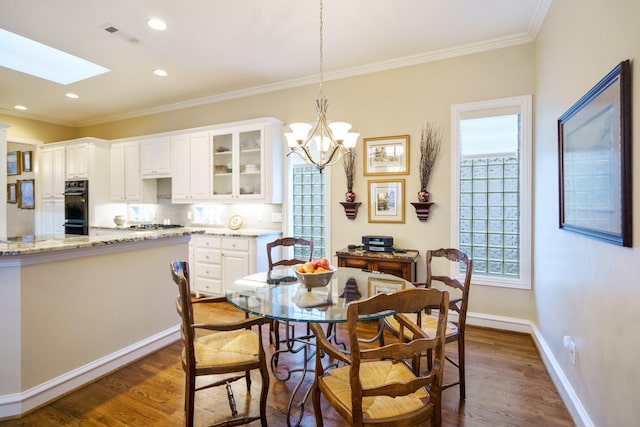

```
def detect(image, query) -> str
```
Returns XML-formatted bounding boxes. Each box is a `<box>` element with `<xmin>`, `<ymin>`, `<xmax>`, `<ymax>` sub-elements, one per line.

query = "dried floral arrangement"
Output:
<box><xmin>343</xmin><ymin>150</ymin><xmax>356</xmax><ymax>191</ymax></box>
<box><xmin>419</xmin><ymin>123</ymin><xmax>442</xmax><ymax>191</ymax></box>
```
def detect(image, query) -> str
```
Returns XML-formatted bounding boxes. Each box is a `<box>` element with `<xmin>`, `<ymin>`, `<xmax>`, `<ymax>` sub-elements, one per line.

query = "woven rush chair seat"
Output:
<box><xmin>318</xmin><ymin>360</ymin><xmax>430</xmax><ymax>421</ymax></box>
<box><xmin>384</xmin><ymin>313</ymin><xmax>457</xmax><ymax>340</ymax></box>
<box><xmin>192</xmin><ymin>329</ymin><xmax>261</xmax><ymax>368</ymax></box>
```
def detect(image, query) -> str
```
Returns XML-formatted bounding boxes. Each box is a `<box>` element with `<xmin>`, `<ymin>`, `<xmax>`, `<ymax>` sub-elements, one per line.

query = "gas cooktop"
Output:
<box><xmin>129</xmin><ymin>224</ymin><xmax>183</xmax><ymax>230</ymax></box>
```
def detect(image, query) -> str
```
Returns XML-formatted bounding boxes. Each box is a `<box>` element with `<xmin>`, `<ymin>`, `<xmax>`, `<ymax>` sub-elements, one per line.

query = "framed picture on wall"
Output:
<box><xmin>368</xmin><ymin>179</ymin><xmax>405</xmax><ymax>223</ymax></box>
<box><xmin>363</xmin><ymin>135</ymin><xmax>409</xmax><ymax>175</ymax></box>
<box><xmin>22</xmin><ymin>151</ymin><xmax>33</xmax><ymax>173</ymax></box>
<box><xmin>7</xmin><ymin>183</ymin><xmax>17</xmax><ymax>203</ymax></box>
<box><xmin>558</xmin><ymin>59</ymin><xmax>632</xmax><ymax>247</ymax></box>
<box><xmin>7</xmin><ymin>151</ymin><xmax>21</xmax><ymax>176</ymax></box>
<box><xmin>18</xmin><ymin>179</ymin><xmax>35</xmax><ymax>209</ymax></box>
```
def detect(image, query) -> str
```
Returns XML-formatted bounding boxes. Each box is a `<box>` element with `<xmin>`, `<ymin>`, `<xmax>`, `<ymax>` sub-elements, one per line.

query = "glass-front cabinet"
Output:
<box><xmin>212</xmin><ymin>124</ymin><xmax>269</xmax><ymax>201</ymax></box>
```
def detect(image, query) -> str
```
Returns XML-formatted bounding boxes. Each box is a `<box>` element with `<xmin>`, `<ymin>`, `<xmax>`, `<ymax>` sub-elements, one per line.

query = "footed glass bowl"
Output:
<box><xmin>293</xmin><ymin>265</ymin><xmax>337</xmax><ymax>288</ymax></box>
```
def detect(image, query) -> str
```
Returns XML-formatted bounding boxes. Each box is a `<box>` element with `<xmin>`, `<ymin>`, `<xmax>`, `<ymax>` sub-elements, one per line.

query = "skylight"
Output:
<box><xmin>0</xmin><ymin>28</ymin><xmax>110</xmax><ymax>85</ymax></box>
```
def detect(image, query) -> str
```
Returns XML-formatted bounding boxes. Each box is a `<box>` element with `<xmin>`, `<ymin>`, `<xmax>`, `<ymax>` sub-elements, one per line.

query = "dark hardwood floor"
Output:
<box><xmin>1</xmin><ymin>301</ymin><xmax>575</xmax><ymax>427</ymax></box>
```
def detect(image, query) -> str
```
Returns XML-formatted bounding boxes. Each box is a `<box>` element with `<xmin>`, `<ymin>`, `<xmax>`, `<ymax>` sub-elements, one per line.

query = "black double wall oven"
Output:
<box><xmin>64</xmin><ymin>180</ymin><xmax>89</xmax><ymax>235</ymax></box>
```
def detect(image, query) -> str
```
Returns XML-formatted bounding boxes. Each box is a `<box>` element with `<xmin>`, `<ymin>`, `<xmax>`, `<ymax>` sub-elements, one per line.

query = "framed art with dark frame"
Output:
<box><xmin>18</xmin><ymin>179</ymin><xmax>35</xmax><ymax>209</ymax></box>
<box><xmin>7</xmin><ymin>183</ymin><xmax>17</xmax><ymax>204</ymax></box>
<box><xmin>363</xmin><ymin>135</ymin><xmax>409</xmax><ymax>175</ymax></box>
<box><xmin>558</xmin><ymin>59</ymin><xmax>632</xmax><ymax>247</ymax></box>
<box><xmin>368</xmin><ymin>179</ymin><xmax>405</xmax><ymax>223</ymax></box>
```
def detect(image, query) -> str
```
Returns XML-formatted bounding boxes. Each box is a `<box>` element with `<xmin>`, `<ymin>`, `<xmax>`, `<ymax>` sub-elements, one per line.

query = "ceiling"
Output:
<box><xmin>0</xmin><ymin>0</ymin><xmax>550</xmax><ymax>127</ymax></box>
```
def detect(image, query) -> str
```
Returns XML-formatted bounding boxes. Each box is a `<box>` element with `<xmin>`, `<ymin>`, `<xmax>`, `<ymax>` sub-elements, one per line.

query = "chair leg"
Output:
<box><xmin>245</xmin><ymin>370</ymin><xmax>251</xmax><ymax>391</ymax></box>
<box><xmin>259</xmin><ymin>359</ymin><xmax>270</xmax><ymax>427</ymax></box>
<box><xmin>312</xmin><ymin>382</ymin><xmax>324</xmax><ymax>427</ymax></box>
<box><xmin>185</xmin><ymin>374</ymin><xmax>196</xmax><ymax>427</ymax></box>
<box><xmin>458</xmin><ymin>335</ymin><xmax>466</xmax><ymax>399</ymax></box>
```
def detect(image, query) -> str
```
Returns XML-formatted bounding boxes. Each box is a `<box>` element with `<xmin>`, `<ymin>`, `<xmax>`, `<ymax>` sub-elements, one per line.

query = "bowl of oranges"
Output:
<box><xmin>293</xmin><ymin>258</ymin><xmax>337</xmax><ymax>288</ymax></box>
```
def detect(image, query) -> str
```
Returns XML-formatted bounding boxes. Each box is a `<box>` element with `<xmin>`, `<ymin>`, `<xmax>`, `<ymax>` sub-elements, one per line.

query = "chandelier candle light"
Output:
<box><xmin>284</xmin><ymin>0</ymin><xmax>359</xmax><ymax>172</ymax></box>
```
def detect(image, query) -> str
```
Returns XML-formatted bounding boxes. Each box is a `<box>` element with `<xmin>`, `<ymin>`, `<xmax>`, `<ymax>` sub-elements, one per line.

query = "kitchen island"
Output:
<box><xmin>0</xmin><ymin>226</ymin><xmax>280</xmax><ymax>418</ymax></box>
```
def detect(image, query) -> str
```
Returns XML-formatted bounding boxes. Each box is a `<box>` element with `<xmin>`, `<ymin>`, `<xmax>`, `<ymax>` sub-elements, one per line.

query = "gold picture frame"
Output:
<box><xmin>368</xmin><ymin>277</ymin><xmax>406</xmax><ymax>296</ymax></box>
<box><xmin>7</xmin><ymin>183</ymin><xmax>17</xmax><ymax>203</ymax></box>
<box><xmin>368</xmin><ymin>179</ymin><xmax>405</xmax><ymax>223</ymax></box>
<box><xmin>363</xmin><ymin>135</ymin><xmax>409</xmax><ymax>175</ymax></box>
<box><xmin>22</xmin><ymin>151</ymin><xmax>33</xmax><ymax>173</ymax></box>
<box><xmin>7</xmin><ymin>151</ymin><xmax>22</xmax><ymax>176</ymax></box>
<box><xmin>18</xmin><ymin>179</ymin><xmax>35</xmax><ymax>209</ymax></box>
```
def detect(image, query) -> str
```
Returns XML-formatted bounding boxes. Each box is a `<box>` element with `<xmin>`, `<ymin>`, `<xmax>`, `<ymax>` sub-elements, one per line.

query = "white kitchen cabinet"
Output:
<box><xmin>171</xmin><ymin>132</ymin><xmax>211</xmax><ymax>203</ymax></box>
<box><xmin>221</xmin><ymin>237</ymin><xmax>250</xmax><ymax>288</ymax></box>
<box><xmin>192</xmin><ymin>235</ymin><xmax>223</xmax><ymax>296</ymax></box>
<box><xmin>211</xmin><ymin>119</ymin><xmax>282</xmax><ymax>203</ymax></box>
<box><xmin>40</xmin><ymin>198</ymin><xmax>65</xmax><ymax>235</ymax></box>
<box><xmin>190</xmin><ymin>232</ymin><xmax>280</xmax><ymax>296</ymax></box>
<box><xmin>140</xmin><ymin>137</ymin><xmax>171</xmax><ymax>178</ymax></box>
<box><xmin>66</xmin><ymin>142</ymin><xmax>89</xmax><ymax>179</ymax></box>
<box><xmin>41</xmin><ymin>145</ymin><xmax>66</xmax><ymax>200</ymax></box>
<box><xmin>39</xmin><ymin>145</ymin><xmax>66</xmax><ymax>235</ymax></box>
<box><xmin>111</xmin><ymin>141</ymin><xmax>156</xmax><ymax>202</ymax></box>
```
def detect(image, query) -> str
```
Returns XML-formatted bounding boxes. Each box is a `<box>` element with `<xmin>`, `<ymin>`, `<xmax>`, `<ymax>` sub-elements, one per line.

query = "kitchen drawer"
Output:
<box><xmin>196</xmin><ymin>262</ymin><xmax>222</xmax><ymax>279</ymax></box>
<box><xmin>198</xmin><ymin>235</ymin><xmax>221</xmax><ymax>248</ymax></box>
<box><xmin>195</xmin><ymin>277</ymin><xmax>222</xmax><ymax>295</ymax></box>
<box><xmin>196</xmin><ymin>248</ymin><xmax>221</xmax><ymax>264</ymax></box>
<box><xmin>222</xmin><ymin>238</ymin><xmax>249</xmax><ymax>251</ymax></box>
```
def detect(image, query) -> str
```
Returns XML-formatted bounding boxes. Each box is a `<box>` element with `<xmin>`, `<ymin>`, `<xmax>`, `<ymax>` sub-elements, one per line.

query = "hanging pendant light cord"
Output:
<box><xmin>318</xmin><ymin>0</ymin><xmax>324</xmax><ymax>99</ymax></box>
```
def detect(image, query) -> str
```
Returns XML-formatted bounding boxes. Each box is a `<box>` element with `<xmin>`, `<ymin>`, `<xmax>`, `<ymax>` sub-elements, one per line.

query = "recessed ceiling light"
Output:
<box><xmin>0</xmin><ymin>28</ymin><xmax>110</xmax><ymax>85</ymax></box>
<box><xmin>147</xmin><ymin>18</ymin><xmax>167</xmax><ymax>31</ymax></box>
<box><xmin>66</xmin><ymin>93</ymin><xmax>79</xmax><ymax>99</ymax></box>
<box><xmin>153</xmin><ymin>69</ymin><xmax>168</xmax><ymax>77</ymax></box>
<box><xmin>14</xmin><ymin>105</ymin><xmax>28</xmax><ymax>110</ymax></box>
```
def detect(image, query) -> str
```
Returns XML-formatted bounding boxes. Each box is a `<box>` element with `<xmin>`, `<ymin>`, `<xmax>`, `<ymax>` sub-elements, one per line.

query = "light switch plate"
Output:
<box><xmin>272</xmin><ymin>212</ymin><xmax>283</xmax><ymax>223</ymax></box>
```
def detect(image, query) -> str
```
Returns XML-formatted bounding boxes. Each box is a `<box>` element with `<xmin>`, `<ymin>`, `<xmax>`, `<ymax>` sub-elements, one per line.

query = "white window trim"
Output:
<box><xmin>450</xmin><ymin>95</ymin><xmax>532</xmax><ymax>290</ymax></box>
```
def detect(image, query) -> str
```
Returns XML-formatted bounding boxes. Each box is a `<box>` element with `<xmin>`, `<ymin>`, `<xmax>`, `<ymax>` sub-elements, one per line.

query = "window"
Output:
<box><xmin>451</xmin><ymin>96</ymin><xmax>532</xmax><ymax>289</ymax></box>
<box><xmin>290</xmin><ymin>164</ymin><xmax>328</xmax><ymax>260</ymax></box>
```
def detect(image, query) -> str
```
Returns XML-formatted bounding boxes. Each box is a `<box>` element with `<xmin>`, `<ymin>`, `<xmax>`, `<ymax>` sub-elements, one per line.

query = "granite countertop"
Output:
<box><xmin>0</xmin><ymin>228</ymin><xmax>196</xmax><ymax>256</ymax></box>
<box><xmin>1</xmin><ymin>226</ymin><xmax>282</xmax><ymax>256</ymax></box>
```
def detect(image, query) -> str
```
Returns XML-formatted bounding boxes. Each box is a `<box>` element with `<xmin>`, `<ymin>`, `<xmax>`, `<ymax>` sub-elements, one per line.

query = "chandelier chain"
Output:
<box><xmin>319</xmin><ymin>0</ymin><xmax>324</xmax><ymax>97</ymax></box>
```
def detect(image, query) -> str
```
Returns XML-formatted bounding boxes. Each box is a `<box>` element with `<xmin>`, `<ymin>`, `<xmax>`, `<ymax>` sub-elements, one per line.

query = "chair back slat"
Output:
<box><xmin>266</xmin><ymin>237</ymin><xmax>313</xmax><ymax>270</ymax></box>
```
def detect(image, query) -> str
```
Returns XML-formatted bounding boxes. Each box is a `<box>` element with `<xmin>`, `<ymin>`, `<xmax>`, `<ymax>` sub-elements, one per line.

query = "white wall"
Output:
<box><xmin>535</xmin><ymin>1</ymin><xmax>640</xmax><ymax>426</ymax></box>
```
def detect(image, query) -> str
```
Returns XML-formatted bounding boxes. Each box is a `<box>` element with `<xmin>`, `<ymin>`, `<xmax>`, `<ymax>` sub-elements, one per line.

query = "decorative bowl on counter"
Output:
<box><xmin>113</xmin><ymin>215</ymin><xmax>126</xmax><ymax>226</ymax></box>
<box><xmin>293</xmin><ymin>265</ymin><xmax>337</xmax><ymax>288</ymax></box>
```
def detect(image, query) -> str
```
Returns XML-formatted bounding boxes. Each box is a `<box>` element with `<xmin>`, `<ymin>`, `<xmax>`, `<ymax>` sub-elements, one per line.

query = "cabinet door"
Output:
<box><xmin>140</xmin><ymin>137</ymin><xmax>171</xmax><ymax>177</ymax></box>
<box><xmin>189</xmin><ymin>132</ymin><xmax>211</xmax><ymax>200</ymax></box>
<box><xmin>171</xmin><ymin>134</ymin><xmax>190</xmax><ymax>202</ymax></box>
<box><xmin>221</xmin><ymin>250</ymin><xmax>250</xmax><ymax>292</ymax></box>
<box><xmin>41</xmin><ymin>199</ymin><xmax>65</xmax><ymax>235</ymax></box>
<box><xmin>124</xmin><ymin>142</ymin><xmax>140</xmax><ymax>200</ymax></box>
<box><xmin>237</xmin><ymin>127</ymin><xmax>263</xmax><ymax>199</ymax></box>
<box><xmin>67</xmin><ymin>143</ymin><xmax>89</xmax><ymax>179</ymax></box>
<box><xmin>41</xmin><ymin>148</ymin><xmax>54</xmax><ymax>199</ymax></box>
<box><xmin>110</xmin><ymin>143</ymin><xmax>126</xmax><ymax>201</ymax></box>
<box><xmin>52</xmin><ymin>146</ymin><xmax>66</xmax><ymax>198</ymax></box>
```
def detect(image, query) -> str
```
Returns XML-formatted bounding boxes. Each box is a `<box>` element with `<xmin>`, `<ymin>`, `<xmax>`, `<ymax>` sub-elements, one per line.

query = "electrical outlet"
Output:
<box><xmin>272</xmin><ymin>212</ymin><xmax>283</xmax><ymax>223</ymax></box>
<box><xmin>563</xmin><ymin>335</ymin><xmax>576</xmax><ymax>366</ymax></box>
<box><xmin>186</xmin><ymin>211</ymin><xmax>192</xmax><ymax>220</ymax></box>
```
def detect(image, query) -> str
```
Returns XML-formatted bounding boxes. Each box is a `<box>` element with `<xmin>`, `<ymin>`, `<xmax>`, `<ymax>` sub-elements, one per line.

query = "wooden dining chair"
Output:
<box><xmin>310</xmin><ymin>287</ymin><xmax>450</xmax><ymax>427</ymax></box>
<box><xmin>266</xmin><ymin>237</ymin><xmax>314</xmax><ymax>348</ymax></box>
<box><xmin>169</xmin><ymin>260</ymin><xmax>270</xmax><ymax>427</ymax></box>
<box><xmin>383</xmin><ymin>248</ymin><xmax>472</xmax><ymax>399</ymax></box>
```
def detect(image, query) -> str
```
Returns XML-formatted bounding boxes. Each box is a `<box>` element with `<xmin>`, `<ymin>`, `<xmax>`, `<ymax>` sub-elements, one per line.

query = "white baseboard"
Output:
<box><xmin>0</xmin><ymin>326</ymin><xmax>179</xmax><ymax>419</ymax></box>
<box><xmin>466</xmin><ymin>312</ymin><xmax>593</xmax><ymax>427</ymax></box>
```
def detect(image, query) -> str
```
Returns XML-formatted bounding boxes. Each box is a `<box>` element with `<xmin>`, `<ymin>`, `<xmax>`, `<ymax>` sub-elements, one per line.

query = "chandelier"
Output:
<box><xmin>284</xmin><ymin>0</ymin><xmax>358</xmax><ymax>172</ymax></box>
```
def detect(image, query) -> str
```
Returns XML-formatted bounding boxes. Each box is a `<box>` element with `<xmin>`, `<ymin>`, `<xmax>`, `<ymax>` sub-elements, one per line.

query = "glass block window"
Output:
<box><xmin>291</xmin><ymin>165</ymin><xmax>326</xmax><ymax>259</ymax></box>
<box><xmin>452</xmin><ymin>96</ymin><xmax>532</xmax><ymax>289</ymax></box>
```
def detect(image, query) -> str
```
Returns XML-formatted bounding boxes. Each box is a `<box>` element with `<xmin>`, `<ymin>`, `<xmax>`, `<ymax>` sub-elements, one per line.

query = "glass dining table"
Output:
<box><xmin>226</xmin><ymin>266</ymin><xmax>415</xmax><ymax>426</ymax></box>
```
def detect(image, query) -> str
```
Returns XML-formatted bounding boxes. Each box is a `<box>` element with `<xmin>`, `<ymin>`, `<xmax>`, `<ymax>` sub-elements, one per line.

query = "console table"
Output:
<box><xmin>335</xmin><ymin>248</ymin><xmax>419</xmax><ymax>282</ymax></box>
